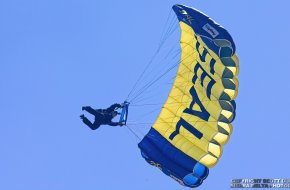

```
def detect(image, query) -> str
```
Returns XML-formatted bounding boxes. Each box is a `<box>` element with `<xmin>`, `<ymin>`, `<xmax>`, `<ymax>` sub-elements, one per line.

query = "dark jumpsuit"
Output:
<box><xmin>81</xmin><ymin>104</ymin><xmax>122</xmax><ymax>130</ymax></box>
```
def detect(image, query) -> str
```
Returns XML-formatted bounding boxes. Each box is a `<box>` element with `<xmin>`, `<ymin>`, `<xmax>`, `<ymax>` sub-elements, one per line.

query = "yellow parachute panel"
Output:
<box><xmin>153</xmin><ymin>20</ymin><xmax>239</xmax><ymax>167</ymax></box>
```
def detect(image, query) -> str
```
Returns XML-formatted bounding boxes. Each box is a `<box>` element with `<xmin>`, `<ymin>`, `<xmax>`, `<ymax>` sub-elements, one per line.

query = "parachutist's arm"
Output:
<box><xmin>106</xmin><ymin>103</ymin><xmax>122</xmax><ymax>112</ymax></box>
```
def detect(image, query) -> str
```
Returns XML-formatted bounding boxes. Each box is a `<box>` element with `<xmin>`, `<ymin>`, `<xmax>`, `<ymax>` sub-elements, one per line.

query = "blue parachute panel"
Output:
<box><xmin>138</xmin><ymin>128</ymin><xmax>209</xmax><ymax>188</ymax></box>
<box><xmin>172</xmin><ymin>4</ymin><xmax>236</xmax><ymax>57</ymax></box>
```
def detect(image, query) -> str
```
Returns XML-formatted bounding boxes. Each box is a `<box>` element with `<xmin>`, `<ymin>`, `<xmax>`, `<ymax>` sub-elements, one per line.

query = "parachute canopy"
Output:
<box><xmin>138</xmin><ymin>4</ymin><xmax>239</xmax><ymax>187</ymax></box>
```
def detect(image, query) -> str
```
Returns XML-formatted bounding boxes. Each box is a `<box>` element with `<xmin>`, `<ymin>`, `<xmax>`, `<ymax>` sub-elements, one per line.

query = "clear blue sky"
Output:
<box><xmin>1</xmin><ymin>0</ymin><xmax>290</xmax><ymax>189</ymax></box>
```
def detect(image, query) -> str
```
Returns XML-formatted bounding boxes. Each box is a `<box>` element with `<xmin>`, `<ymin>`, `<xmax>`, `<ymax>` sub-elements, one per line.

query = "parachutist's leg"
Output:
<box><xmin>82</xmin><ymin>106</ymin><xmax>98</xmax><ymax>115</ymax></box>
<box><xmin>106</xmin><ymin>103</ymin><xmax>122</xmax><ymax>112</ymax></box>
<box><xmin>80</xmin><ymin>115</ymin><xmax>96</xmax><ymax>130</ymax></box>
<box><xmin>92</xmin><ymin>122</ymin><xmax>101</xmax><ymax>130</ymax></box>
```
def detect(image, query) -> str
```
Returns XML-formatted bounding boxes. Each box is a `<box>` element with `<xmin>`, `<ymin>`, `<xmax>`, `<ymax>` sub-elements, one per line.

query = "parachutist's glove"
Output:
<box><xmin>119</xmin><ymin>122</ymin><xmax>125</xmax><ymax>127</ymax></box>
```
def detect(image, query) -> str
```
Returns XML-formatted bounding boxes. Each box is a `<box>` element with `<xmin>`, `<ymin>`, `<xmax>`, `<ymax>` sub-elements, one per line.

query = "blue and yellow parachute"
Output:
<box><xmin>138</xmin><ymin>4</ymin><xmax>239</xmax><ymax>187</ymax></box>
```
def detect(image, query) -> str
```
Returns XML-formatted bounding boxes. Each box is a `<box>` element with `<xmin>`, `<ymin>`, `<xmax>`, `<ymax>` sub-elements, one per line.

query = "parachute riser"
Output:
<box><xmin>119</xmin><ymin>101</ymin><xmax>130</xmax><ymax>125</ymax></box>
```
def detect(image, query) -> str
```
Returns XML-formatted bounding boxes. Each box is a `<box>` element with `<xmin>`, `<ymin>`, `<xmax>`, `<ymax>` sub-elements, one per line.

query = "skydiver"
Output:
<box><xmin>80</xmin><ymin>103</ymin><xmax>124</xmax><ymax>130</ymax></box>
